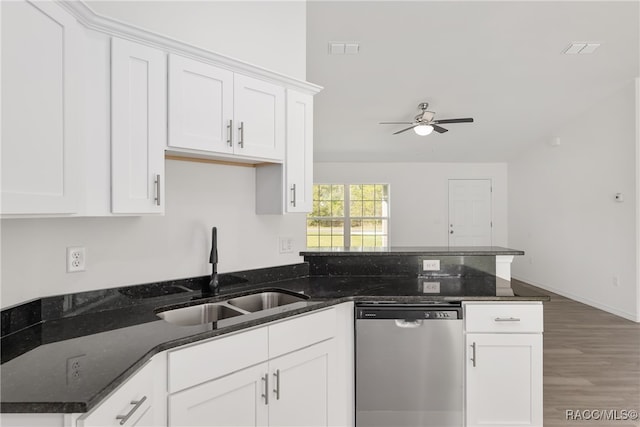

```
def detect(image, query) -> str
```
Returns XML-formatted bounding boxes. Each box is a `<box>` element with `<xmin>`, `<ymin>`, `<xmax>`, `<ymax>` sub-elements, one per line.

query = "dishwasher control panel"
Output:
<box><xmin>356</xmin><ymin>303</ymin><xmax>462</xmax><ymax>320</ymax></box>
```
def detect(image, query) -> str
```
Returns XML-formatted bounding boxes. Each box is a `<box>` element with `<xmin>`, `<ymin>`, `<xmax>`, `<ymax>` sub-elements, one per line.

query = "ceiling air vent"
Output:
<box><xmin>329</xmin><ymin>42</ymin><xmax>360</xmax><ymax>55</ymax></box>
<box><xmin>563</xmin><ymin>42</ymin><xmax>601</xmax><ymax>55</ymax></box>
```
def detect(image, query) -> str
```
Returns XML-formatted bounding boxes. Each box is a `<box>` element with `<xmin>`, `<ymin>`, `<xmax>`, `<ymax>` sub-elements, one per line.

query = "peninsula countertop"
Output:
<box><xmin>300</xmin><ymin>246</ymin><xmax>525</xmax><ymax>256</ymax></box>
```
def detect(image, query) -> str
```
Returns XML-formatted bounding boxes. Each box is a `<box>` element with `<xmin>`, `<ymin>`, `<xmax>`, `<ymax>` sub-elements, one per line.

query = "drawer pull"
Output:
<box><xmin>116</xmin><ymin>396</ymin><xmax>147</xmax><ymax>425</ymax></box>
<box><xmin>494</xmin><ymin>317</ymin><xmax>521</xmax><ymax>322</ymax></box>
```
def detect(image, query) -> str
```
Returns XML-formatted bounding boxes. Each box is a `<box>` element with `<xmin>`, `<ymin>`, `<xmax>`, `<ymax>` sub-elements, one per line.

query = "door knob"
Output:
<box><xmin>450</xmin><ymin>230</ymin><xmax>454</xmax><ymax>234</ymax></box>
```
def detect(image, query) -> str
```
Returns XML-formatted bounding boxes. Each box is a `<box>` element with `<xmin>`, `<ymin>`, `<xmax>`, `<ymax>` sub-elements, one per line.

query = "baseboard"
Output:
<box><xmin>513</xmin><ymin>275</ymin><xmax>640</xmax><ymax>323</ymax></box>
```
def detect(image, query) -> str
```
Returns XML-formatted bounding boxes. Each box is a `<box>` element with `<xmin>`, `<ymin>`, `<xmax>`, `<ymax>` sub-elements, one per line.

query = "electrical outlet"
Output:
<box><xmin>279</xmin><ymin>237</ymin><xmax>294</xmax><ymax>254</ymax></box>
<box><xmin>423</xmin><ymin>260</ymin><xmax>440</xmax><ymax>271</ymax></box>
<box><xmin>67</xmin><ymin>247</ymin><xmax>86</xmax><ymax>272</ymax></box>
<box><xmin>422</xmin><ymin>281</ymin><xmax>441</xmax><ymax>293</ymax></box>
<box><xmin>612</xmin><ymin>276</ymin><xmax>620</xmax><ymax>287</ymax></box>
<box><xmin>66</xmin><ymin>355</ymin><xmax>85</xmax><ymax>385</ymax></box>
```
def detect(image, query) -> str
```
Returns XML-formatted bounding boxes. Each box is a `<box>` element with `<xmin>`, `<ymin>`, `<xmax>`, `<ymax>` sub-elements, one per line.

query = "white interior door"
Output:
<box><xmin>448</xmin><ymin>179</ymin><xmax>492</xmax><ymax>246</ymax></box>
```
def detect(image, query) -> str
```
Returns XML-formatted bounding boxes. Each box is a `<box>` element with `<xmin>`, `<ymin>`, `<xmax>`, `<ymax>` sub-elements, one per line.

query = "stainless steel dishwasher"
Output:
<box><xmin>355</xmin><ymin>303</ymin><xmax>463</xmax><ymax>427</ymax></box>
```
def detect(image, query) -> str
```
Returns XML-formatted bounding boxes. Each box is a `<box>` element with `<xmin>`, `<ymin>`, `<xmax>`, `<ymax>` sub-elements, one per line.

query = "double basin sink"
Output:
<box><xmin>155</xmin><ymin>291</ymin><xmax>309</xmax><ymax>326</ymax></box>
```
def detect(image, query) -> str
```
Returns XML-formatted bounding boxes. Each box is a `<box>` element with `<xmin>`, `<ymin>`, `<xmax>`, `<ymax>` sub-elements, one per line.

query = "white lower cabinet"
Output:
<box><xmin>168</xmin><ymin>341</ymin><xmax>332</xmax><ymax>427</ymax></box>
<box><xmin>76</xmin><ymin>357</ymin><xmax>166</xmax><ymax>427</ymax></box>
<box><xmin>167</xmin><ymin>306</ymin><xmax>349</xmax><ymax>427</ymax></box>
<box><xmin>463</xmin><ymin>302</ymin><xmax>543</xmax><ymax>427</ymax></box>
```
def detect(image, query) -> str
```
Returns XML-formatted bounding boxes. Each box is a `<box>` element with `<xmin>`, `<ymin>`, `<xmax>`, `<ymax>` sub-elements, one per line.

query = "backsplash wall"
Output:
<box><xmin>1</xmin><ymin>160</ymin><xmax>306</xmax><ymax>308</ymax></box>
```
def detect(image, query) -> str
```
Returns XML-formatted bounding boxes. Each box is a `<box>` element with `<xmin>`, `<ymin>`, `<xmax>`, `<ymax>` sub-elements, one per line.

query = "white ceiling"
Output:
<box><xmin>307</xmin><ymin>1</ymin><xmax>640</xmax><ymax>162</ymax></box>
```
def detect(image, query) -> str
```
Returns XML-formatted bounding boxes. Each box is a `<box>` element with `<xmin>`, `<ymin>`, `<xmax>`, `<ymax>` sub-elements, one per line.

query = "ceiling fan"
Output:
<box><xmin>380</xmin><ymin>102</ymin><xmax>474</xmax><ymax>136</ymax></box>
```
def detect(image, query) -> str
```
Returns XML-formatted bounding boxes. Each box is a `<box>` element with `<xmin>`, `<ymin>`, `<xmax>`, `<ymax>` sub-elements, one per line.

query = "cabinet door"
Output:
<box><xmin>268</xmin><ymin>340</ymin><xmax>332</xmax><ymax>427</ymax></box>
<box><xmin>111</xmin><ymin>38</ymin><xmax>166</xmax><ymax>214</ymax></box>
<box><xmin>285</xmin><ymin>90</ymin><xmax>313</xmax><ymax>213</ymax></box>
<box><xmin>234</xmin><ymin>75</ymin><xmax>285</xmax><ymax>160</ymax></box>
<box><xmin>169</xmin><ymin>362</ymin><xmax>269</xmax><ymax>427</ymax></box>
<box><xmin>168</xmin><ymin>54</ymin><xmax>234</xmax><ymax>153</ymax></box>
<box><xmin>1</xmin><ymin>0</ymin><xmax>81</xmax><ymax>215</ymax></box>
<box><xmin>465</xmin><ymin>333</ymin><xmax>543</xmax><ymax>427</ymax></box>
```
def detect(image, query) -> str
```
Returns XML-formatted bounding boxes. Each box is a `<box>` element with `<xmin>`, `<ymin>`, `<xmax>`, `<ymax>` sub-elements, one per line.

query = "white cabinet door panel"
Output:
<box><xmin>269</xmin><ymin>341</ymin><xmax>331</xmax><ymax>427</ymax></box>
<box><xmin>234</xmin><ymin>75</ymin><xmax>284</xmax><ymax>160</ymax></box>
<box><xmin>465</xmin><ymin>333</ymin><xmax>543</xmax><ymax>427</ymax></box>
<box><xmin>285</xmin><ymin>90</ymin><xmax>313</xmax><ymax>213</ymax></box>
<box><xmin>111</xmin><ymin>38</ymin><xmax>166</xmax><ymax>214</ymax></box>
<box><xmin>168</xmin><ymin>362</ymin><xmax>269</xmax><ymax>427</ymax></box>
<box><xmin>168</xmin><ymin>55</ymin><xmax>233</xmax><ymax>153</ymax></box>
<box><xmin>1</xmin><ymin>0</ymin><xmax>81</xmax><ymax>214</ymax></box>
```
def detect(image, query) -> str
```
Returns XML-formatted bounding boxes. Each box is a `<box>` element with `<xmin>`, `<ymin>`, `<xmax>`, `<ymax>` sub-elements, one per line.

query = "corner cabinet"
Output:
<box><xmin>1</xmin><ymin>0</ymin><xmax>82</xmax><ymax>215</ymax></box>
<box><xmin>111</xmin><ymin>38</ymin><xmax>166</xmax><ymax>214</ymax></box>
<box><xmin>256</xmin><ymin>89</ymin><xmax>314</xmax><ymax>214</ymax></box>
<box><xmin>463</xmin><ymin>302</ymin><xmax>543</xmax><ymax>427</ymax></box>
<box><xmin>168</xmin><ymin>54</ymin><xmax>285</xmax><ymax>162</ymax></box>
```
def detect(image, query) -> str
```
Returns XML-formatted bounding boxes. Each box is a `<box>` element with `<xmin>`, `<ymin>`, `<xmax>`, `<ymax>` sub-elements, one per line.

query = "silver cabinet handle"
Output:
<box><xmin>154</xmin><ymin>175</ymin><xmax>161</xmax><ymax>206</ymax></box>
<box><xmin>238</xmin><ymin>121</ymin><xmax>244</xmax><ymax>148</ymax></box>
<box><xmin>116</xmin><ymin>396</ymin><xmax>147</xmax><ymax>425</ymax></box>
<box><xmin>494</xmin><ymin>317</ymin><xmax>521</xmax><ymax>322</ymax></box>
<box><xmin>261</xmin><ymin>373</ymin><xmax>269</xmax><ymax>405</ymax></box>
<box><xmin>470</xmin><ymin>342</ymin><xmax>476</xmax><ymax>367</ymax></box>
<box><xmin>290</xmin><ymin>184</ymin><xmax>296</xmax><ymax>207</ymax></box>
<box><xmin>273</xmin><ymin>369</ymin><xmax>280</xmax><ymax>400</ymax></box>
<box><xmin>227</xmin><ymin>119</ymin><xmax>233</xmax><ymax>146</ymax></box>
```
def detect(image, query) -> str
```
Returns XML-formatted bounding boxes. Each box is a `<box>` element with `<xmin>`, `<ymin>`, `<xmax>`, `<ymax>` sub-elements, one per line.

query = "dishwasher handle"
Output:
<box><xmin>394</xmin><ymin>319</ymin><xmax>424</xmax><ymax>328</ymax></box>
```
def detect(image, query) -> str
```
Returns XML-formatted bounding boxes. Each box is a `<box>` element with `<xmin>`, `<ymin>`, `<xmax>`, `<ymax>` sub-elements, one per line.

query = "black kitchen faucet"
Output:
<box><xmin>207</xmin><ymin>227</ymin><xmax>219</xmax><ymax>295</ymax></box>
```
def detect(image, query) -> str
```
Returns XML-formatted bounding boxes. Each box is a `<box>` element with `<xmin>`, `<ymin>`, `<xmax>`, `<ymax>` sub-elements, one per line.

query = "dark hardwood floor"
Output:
<box><xmin>513</xmin><ymin>280</ymin><xmax>640</xmax><ymax>427</ymax></box>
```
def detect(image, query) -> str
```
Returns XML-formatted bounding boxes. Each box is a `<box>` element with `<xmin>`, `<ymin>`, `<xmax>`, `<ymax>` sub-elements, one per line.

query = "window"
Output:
<box><xmin>307</xmin><ymin>184</ymin><xmax>389</xmax><ymax>248</ymax></box>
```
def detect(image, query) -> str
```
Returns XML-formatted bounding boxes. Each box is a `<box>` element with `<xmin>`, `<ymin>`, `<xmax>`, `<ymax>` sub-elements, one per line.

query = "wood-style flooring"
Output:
<box><xmin>513</xmin><ymin>280</ymin><xmax>640</xmax><ymax>427</ymax></box>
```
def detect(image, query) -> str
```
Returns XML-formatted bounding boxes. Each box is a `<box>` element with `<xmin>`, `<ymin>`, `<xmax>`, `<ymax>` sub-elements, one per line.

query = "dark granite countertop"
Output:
<box><xmin>1</xmin><ymin>263</ymin><xmax>547</xmax><ymax>414</ymax></box>
<box><xmin>300</xmin><ymin>246</ymin><xmax>525</xmax><ymax>256</ymax></box>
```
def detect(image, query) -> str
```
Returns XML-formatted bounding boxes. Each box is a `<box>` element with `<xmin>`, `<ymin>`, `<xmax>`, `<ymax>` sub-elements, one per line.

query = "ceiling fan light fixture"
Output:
<box><xmin>414</xmin><ymin>124</ymin><xmax>434</xmax><ymax>136</ymax></box>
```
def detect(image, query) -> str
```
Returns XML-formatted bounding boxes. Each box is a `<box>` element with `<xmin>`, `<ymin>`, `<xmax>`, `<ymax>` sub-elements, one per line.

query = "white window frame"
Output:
<box><xmin>307</xmin><ymin>183</ymin><xmax>390</xmax><ymax>248</ymax></box>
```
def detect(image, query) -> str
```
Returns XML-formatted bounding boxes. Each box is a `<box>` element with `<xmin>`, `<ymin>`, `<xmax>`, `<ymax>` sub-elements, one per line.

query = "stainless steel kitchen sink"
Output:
<box><xmin>156</xmin><ymin>303</ymin><xmax>245</xmax><ymax>326</ymax></box>
<box><xmin>155</xmin><ymin>290</ymin><xmax>309</xmax><ymax>326</ymax></box>
<box><xmin>226</xmin><ymin>291</ymin><xmax>308</xmax><ymax>313</ymax></box>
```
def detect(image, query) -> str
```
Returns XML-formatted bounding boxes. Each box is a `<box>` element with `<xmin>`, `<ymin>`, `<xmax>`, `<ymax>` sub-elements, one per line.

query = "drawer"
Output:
<box><xmin>77</xmin><ymin>360</ymin><xmax>155</xmax><ymax>427</ymax></box>
<box><xmin>269</xmin><ymin>307</ymin><xmax>336</xmax><ymax>358</ymax></box>
<box><xmin>464</xmin><ymin>302</ymin><xmax>543</xmax><ymax>333</ymax></box>
<box><xmin>168</xmin><ymin>327</ymin><xmax>268</xmax><ymax>393</ymax></box>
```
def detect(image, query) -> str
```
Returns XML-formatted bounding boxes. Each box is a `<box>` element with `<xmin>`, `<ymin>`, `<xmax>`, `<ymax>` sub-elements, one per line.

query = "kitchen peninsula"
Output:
<box><xmin>1</xmin><ymin>246</ymin><xmax>547</xmax><ymax>427</ymax></box>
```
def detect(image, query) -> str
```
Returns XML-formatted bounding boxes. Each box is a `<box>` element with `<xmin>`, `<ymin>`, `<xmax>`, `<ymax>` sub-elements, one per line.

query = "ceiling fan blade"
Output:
<box><xmin>380</xmin><ymin>121</ymin><xmax>414</xmax><ymax>125</ymax></box>
<box><xmin>432</xmin><ymin>124</ymin><xmax>448</xmax><ymax>133</ymax></box>
<box><xmin>393</xmin><ymin>125</ymin><xmax>418</xmax><ymax>135</ymax></box>
<box><xmin>433</xmin><ymin>118</ymin><xmax>474</xmax><ymax>124</ymax></box>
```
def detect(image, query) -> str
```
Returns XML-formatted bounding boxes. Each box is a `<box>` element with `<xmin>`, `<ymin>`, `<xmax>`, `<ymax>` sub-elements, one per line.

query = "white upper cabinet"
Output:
<box><xmin>285</xmin><ymin>90</ymin><xmax>314</xmax><ymax>213</ymax></box>
<box><xmin>111</xmin><ymin>38</ymin><xmax>166</xmax><ymax>214</ymax></box>
<box><xmin>168</xmin><ymin>54</ymin><xmax>285</xmax><ymax>162</ymax></box>
<box><xmin>255</xmin><ymin>90</ymin><xmax>314</xmax><ymax>214</ymax></box>
<box><xmin>168</xmin><ymin>55</ymin><xmax>234</xmax><ymax>153</ymax></box>
<box><xmin>1</xmin><ymin>0</ymin><xmax>82</xmax><ymax>215</ymax></box>
<box><xmin>233</xmin><ymin>75</ymin><xmax>285</xmax><ymax>160</ymax></box>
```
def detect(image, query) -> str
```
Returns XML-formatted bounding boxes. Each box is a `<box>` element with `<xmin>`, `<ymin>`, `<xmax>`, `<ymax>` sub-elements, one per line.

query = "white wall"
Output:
<box><xmin>0</xmin><ymin>1</ymin><xmax>308</xmax><ymax>308</ymax></box>
<box><xmin>1</xmin><ymin>160</ymin><xmax>306</xmax><ymax>308</ymax></box>
<box><xmin>509</xmin><ymin>80</ymin><xmax>638</xmax><ymax>321</ymax></box>
<box><xmin>87</xmin><ymin>1</ymin><xmax>306</xmax><ymax>80</ymax></box>
<box><xmin>314</xmin><ymin>162</ymin><xmax>508</xmax><ymax>247</ymax></box>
